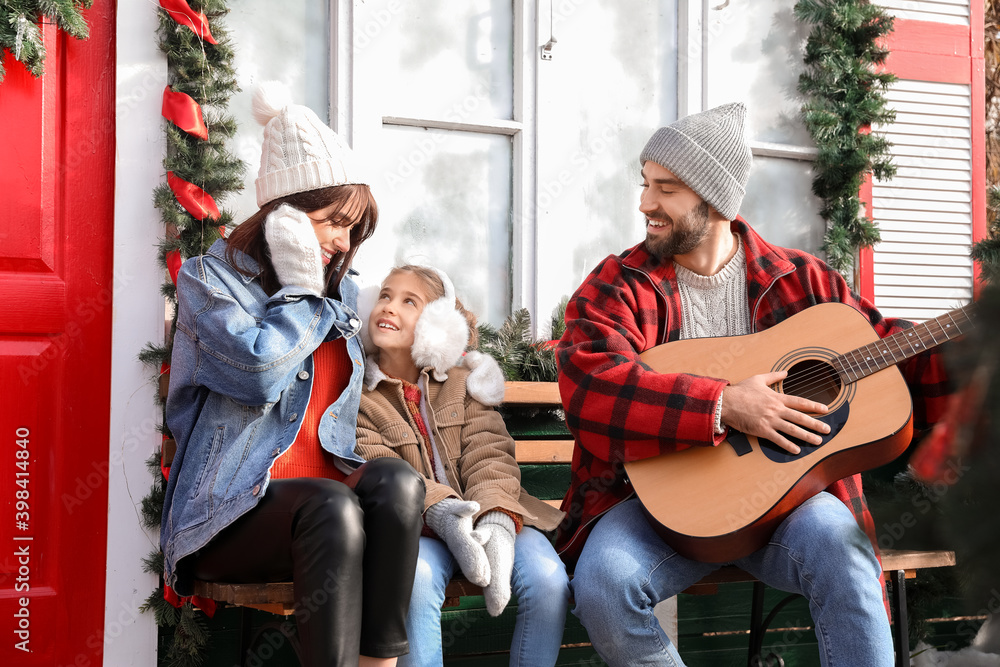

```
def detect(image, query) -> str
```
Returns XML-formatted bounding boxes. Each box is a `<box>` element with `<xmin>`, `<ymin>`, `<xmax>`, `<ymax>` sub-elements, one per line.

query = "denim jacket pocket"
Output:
<box><xmin>190</xmin><ymin>425</ymin><xmax>225</xmax><ymax>501</ymax></box>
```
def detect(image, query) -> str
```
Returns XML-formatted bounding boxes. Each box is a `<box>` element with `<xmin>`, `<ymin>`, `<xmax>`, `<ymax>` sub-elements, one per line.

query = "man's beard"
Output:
<box><xmin>644</xmin><ymin>201</ymin><xmax>711</xmax><ymax>260</ymax></box>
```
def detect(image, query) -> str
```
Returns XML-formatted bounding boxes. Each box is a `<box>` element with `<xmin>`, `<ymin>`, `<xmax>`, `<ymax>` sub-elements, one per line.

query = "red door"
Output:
<box><xmin>0</xmin><ymin>3</ymin><xmax>115</xmax><ymax>665</ymax></box>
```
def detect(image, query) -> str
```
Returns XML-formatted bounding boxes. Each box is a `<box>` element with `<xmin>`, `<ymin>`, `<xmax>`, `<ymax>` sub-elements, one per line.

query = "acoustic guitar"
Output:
<box><xmin>623</xmin><ymin>301</ymin><xmax>973</xmax><ymax>563</ymax></box>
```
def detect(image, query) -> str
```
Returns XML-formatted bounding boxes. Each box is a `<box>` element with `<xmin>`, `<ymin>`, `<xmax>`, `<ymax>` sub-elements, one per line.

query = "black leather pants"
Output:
<box><xmin>190</xmin><ymin>457</ymin><xmax>425</xmax><ymax>665</ymax></box>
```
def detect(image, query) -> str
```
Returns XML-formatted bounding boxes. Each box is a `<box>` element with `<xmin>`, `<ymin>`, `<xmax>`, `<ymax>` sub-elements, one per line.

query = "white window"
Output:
<box><xmin>226</xmin><ymin>0</ymin><xmax>332</xmax><ymax>221</ymax></box>
<box><xmin>690</xmin><ymin>0</ymin><xmax>824</xmax><ymax>254</ymax></box>
<box><xmin>349</xmin><ymin>0</ymin><xmax>682</xmax><ymax>330</ymax></box>
<box><xmin>224</xmin><ymin>0</ymin><xmax>831</xmax><ymax>332</ymax></box>
<box><xmin>349</xmin><ymin>0</ymin><xmax>523</xmax><ymax>326</ymax></box>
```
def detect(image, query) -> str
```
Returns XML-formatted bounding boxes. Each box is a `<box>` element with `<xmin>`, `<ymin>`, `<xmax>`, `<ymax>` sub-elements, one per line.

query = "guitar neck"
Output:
<box><xmin>834</xmin><ymin>305</ymin><xmax>974</xmax><ymax>384</ymax></box>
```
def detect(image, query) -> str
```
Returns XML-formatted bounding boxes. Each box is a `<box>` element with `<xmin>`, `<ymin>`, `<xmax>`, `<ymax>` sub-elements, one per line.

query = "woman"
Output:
<box><xmin>160</xmin><ymin>83</ymin><xmax>424</xmax><ymax>667</ymax></box>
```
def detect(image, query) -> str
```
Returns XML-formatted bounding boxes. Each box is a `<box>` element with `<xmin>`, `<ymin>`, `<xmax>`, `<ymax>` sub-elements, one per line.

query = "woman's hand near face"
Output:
<box><xmin>264</xmin><ymin>203</ymin><xmax>326</xmax><ymax>296</ymax></box>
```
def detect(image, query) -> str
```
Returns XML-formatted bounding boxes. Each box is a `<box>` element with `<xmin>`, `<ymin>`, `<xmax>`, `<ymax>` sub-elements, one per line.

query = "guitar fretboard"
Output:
<box><xmin>832</xmin><ymin>306</ymin><xmax>974</xmax><ymax>384</ymax></box>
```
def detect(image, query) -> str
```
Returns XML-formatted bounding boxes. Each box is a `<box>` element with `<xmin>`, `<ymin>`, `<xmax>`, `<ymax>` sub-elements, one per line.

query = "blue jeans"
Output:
<box><xmin>571</xmin><ymin>493</ymin><xmax>892</xmax><ymax>666</ymax></box>
<box><xmin>400</xmin><ymin>527</ymin><xmax>570</xmax><ymax>667</ymax></box>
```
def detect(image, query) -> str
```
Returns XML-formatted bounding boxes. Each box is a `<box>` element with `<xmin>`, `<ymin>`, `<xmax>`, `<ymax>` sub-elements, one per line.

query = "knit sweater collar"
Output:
<box><xmin>621</xmin><ymin>217</ymin><xmax>794</xmax><ymax>288</ymax></box>
<box><xmin>673</xmin><ymin>236</ymin><xmax>745</xmax><ymax>290</ymax></box>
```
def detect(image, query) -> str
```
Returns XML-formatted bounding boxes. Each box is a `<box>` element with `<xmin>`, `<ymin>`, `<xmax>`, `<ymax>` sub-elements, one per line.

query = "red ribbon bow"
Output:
<box><xmin>162</xmin><ymin>87</ymin><xmax>208</xmax><ymax>141</ymax></box>
<box><xmin>163</xmin><ymin>583</ymin><xmax>218</xmax><ymax>617</ymax></box>
<box><xmin>167</xmin><ymin>171</ymin><xmax>221</xmax><ymax>222</ymax></box>
<box><xmin>159</xmin><ymin>0</ymin><xmax>218</xmax><ymax>44</ymax></box>
<box><xmin>166</xmin><ymin>250</ymin><xmax>183</xmax><ymax>286</ymax></box>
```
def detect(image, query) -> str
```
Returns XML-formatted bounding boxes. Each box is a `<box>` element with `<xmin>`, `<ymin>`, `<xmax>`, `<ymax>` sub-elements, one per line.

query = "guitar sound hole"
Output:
<box><xmin>781</xmin><ymin>359</ymin><xmax>841</xmax><ymax>405</ymax></box>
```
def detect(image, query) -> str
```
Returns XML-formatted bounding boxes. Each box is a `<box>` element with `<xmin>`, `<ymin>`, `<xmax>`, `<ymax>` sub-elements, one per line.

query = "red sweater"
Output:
<box><xmin>270</xmin><ymin>339</ymin><xmax>351</xmax><ymax>482</ymax></box>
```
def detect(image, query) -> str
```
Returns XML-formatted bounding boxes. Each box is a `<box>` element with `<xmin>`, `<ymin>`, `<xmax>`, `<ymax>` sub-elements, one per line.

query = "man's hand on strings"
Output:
<box><xmin>720</xmin><ymin>371</ymin><xmax>831</xmax><ymax>454</ymax></box>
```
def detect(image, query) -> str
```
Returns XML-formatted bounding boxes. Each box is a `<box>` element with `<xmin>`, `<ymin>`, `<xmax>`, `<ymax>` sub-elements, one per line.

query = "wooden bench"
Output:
<box><xmin>191</xmin><ymin>380</ymin><xmax>956</xmax><ymax>666</ymax></box>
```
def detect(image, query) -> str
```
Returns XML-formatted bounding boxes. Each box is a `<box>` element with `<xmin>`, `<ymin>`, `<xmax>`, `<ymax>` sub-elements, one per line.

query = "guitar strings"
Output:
<box><xmin>779</xmin><ymin>364</ymin><xmax>842</xmax><ymax>402</ymax></box>
<box><xmin>752</xmin><ymin>310</ymin><xmax>969</xmax><ymax>400</ymax></box>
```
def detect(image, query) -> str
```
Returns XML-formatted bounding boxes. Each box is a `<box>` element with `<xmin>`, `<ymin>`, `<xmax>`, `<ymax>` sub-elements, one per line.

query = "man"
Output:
<box><xmin>555</xmin><ymin>102</ymin><xmax>949</xmax><ymax>666</ymax></box>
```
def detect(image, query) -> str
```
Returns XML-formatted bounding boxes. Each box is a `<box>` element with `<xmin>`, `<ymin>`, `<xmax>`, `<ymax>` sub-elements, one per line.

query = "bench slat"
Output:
<box><xmin>881</xmin><ymin>547</ymin><xmax>956</xmax><ymax>571</ymax></box>
<box><xmin>515</xmin><ymin>439</ymin><xmax>573</xmax><ymax>463</ymax></box>
<box><xmin>194</xmin><ymin>578</ymin><xmax>483</xmax><ymax>611</ymax></box>
<box><xmin>194</xmin><ymin>548</ymin><xmax>956</xmax><ymax>611</ymax></box>
<box><xmin>503</xmin><ymin>381</ymin><xmax>560</xmax><ymax>405</ymax></box>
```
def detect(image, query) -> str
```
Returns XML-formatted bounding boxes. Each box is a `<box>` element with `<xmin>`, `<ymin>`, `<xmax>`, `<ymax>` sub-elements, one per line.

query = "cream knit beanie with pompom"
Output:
<box><xmin>252</xmin><ymin>81</ymin><xmax>364</xmax><ymax>207</ymax></box>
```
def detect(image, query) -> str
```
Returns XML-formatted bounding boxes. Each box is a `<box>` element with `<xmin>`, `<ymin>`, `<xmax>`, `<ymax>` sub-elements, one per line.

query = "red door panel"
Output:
<box><xmin>0</xmin><ymin>3</ymin><xmax>115</xmax><ymax>664</ymax></box>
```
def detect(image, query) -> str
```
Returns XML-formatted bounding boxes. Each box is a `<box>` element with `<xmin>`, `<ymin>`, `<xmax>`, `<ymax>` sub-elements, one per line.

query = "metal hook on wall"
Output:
<box><xmin>540</xmin><ymin>0</ymin><xmax>557</xmax><ymax>60</ymax></box>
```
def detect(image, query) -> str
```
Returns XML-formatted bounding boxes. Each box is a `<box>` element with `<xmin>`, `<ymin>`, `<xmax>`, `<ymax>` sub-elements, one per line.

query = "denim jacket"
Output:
<box><xmin>161</xmin><ymin>239</ymin><xmax>367</xmax><ymax>595</ymax></box>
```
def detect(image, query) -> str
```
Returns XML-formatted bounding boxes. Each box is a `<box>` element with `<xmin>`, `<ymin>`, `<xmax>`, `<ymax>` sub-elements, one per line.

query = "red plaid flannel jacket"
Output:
<box><xmin>555</xmin><ymin>219</ymin><xmax>951</xmax><ymax>570</ymax></box>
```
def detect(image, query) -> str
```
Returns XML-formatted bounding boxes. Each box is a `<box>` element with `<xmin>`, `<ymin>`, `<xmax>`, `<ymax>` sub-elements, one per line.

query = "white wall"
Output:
<box><xmin>104</xmin><ymin>1</ymin><xmax>166</xmax><ymax>664</ymax></box>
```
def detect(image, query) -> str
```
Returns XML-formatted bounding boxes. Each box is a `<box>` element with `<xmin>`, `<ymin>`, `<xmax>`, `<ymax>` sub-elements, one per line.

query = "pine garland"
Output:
<box><xmin>477</xmin><ymin>299</ymin><xmax>568</xmax><ymax>383</ymax></box>
<box><xmin>978</xmin><ymin>2</ymin><xmax>1000</xmax><ymax>283</ymax></box>
<box><xmin>0</xmin><ymin>0</ymin><xmax>92</xmax><ymax>81</ymax></box>
<box><xmin>794</xmin><ymin>0</ymin><xmax>898</xmax><ymax>277</ymax></box>
<box><xmin>973</xmin><ymin>185</ymin><xmax>1000</xmax><ymax>284</ymax></box>
<box><xmin>138</xmin><ymin>2</ymin><xmax>244</xmax><ymax>665</ymax></box>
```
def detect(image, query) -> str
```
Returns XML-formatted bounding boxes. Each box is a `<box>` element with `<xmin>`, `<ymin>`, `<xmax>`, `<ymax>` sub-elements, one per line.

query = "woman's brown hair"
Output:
<box><xmin>388</xmin><ymin>265</ymin><xmax>479</xmax><ymax>349</ymax></box>
<box><xmin>226</xmin><ymin>184</ymin><xmax>378</xmax><ymax>296</ymax></box>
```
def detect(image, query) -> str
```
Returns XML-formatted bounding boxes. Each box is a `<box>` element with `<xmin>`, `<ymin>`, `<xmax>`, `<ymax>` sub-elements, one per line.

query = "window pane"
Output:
<box><xmin>354</xmin><ymin>126</ymin><xmax>512</xmax><ymax>326</ymax></box>
<box><xmin>705</xmin><ymin>0</ymin><xmax>813</xmax><ymax>147</ymax></box>
<box><xmin>535</xmin><ymin>1</ymin><xmax>678</xmax><ymax>331</ymax></box>
<box><xmin>226</xmin><ymin>0</ymin><xmax>330</xmax><ymax>222</ymax></box>
<box><xmin>355</xmin><ymin>0</ymin><xmax>514</xmax><ymax>121</ymax></box>
<box><xmin>740</xmin><ymin>156</ymin><xmax>824</xmax><ymax>254</ymax></box>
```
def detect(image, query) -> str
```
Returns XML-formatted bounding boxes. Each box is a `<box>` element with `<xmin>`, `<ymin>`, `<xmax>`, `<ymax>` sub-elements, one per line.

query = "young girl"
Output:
<box><xmin>356</xmin><ymin>265</ymin><xmax>570</xmax><ymax>666</ymax></box>
<box><xmin>160</xmin><ymin>84</ymin><xmax>425</xmax><ymax>667</ymax></box>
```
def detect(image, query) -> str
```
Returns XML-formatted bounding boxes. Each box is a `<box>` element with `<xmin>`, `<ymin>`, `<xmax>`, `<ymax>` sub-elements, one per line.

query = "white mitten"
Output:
<box><xmin>355</xmin><ymin>281</ymin><xmax>380</xmax><ymax>355</ymax></box>
<box><xmin>477</xmin><ymin>511</ymin><xmax>516</xmax><ymax>616</ymax></box>
<box><xmin>462</xmin><ymin>350</ymin><xmax>505</xmax><ymax>406</ymax></box>
<box><xmin>424</xmin><ymin>498</ymin><xmax>491</xmax><ymax>587</ymax></box>
<box><xmin>263</xmin><ymin>203</ymin><xmax>325</xmax><ymax>296</ymax></box>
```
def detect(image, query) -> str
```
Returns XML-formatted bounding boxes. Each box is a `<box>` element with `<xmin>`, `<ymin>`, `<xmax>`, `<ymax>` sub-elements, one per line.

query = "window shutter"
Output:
<box><xmin>860</xmin><ymin>2</ymin><xmax>986</xmax><ymax>320</ymax></box>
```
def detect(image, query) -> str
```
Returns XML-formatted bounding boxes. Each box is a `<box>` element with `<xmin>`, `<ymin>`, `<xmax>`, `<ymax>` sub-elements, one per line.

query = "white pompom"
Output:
<box><xmin>462</xmin><ymin>351</ymin><xmax>506</xmax><ymax>406</ymax></box>
<box><xmin>252</xmin><ymin>81</ymin><xmax>294</xmax><ymax>127</ymax></box>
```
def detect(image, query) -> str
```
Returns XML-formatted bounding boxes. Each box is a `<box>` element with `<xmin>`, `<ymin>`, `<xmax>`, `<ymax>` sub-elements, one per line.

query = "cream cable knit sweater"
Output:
<box><xmin>674</xmin><ymin>237</ymin><xmax>751</xmax><ymax>340</ymax></box>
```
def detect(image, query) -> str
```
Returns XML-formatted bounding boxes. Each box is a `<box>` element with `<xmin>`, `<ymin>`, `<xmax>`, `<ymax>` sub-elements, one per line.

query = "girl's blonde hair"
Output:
<box><xmin>387</xmin><ymin>265</ymin><xmax>479</xmax><ymax>349</ymax></box>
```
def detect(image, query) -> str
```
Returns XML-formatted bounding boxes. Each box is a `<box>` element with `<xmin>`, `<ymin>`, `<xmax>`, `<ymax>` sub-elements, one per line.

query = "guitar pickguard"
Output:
<box><xmin>727</xmin><ymin>401</ymin><xmax>851</xmax><ymax>462</ymax></box>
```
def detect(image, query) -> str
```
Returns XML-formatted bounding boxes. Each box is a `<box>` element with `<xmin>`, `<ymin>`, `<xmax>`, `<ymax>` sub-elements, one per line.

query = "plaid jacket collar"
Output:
<box><xmin>619</xmin><ymin>217</ymin><xmax>796</xmax><ymax>335</ymax></box>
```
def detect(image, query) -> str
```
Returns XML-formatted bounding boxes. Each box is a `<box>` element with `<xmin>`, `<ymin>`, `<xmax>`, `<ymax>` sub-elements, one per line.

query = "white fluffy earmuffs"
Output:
<box><xmin>411</xmin><ymin>267</ymin><xmax>470</xmax><ymax>381</ymax></box>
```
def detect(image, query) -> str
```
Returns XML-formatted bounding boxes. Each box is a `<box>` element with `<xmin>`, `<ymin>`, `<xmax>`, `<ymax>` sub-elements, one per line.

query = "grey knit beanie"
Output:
<box><xmin>639</xmin><ymin>102</ymin><xmax>752</xmax><ymax>220</ymax></box>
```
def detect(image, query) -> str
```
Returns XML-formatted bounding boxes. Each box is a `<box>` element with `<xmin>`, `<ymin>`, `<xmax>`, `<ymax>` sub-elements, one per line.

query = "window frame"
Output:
<box><xmin>331</xmin><ymin>0</ymin><xmax>540</xmax><ymax>324</ymax></box>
